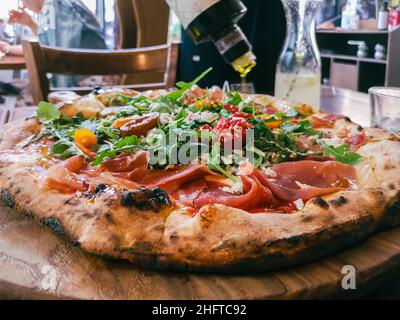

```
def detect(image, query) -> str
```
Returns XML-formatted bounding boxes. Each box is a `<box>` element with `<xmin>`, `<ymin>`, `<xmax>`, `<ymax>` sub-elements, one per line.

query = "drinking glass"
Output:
<box><xmin>230</xmin><ymin>82</ymin><xmax>256</xmax><ymax>94</ymax></box>
<box><xmin>369</xmin><ymin>87</ymin><xmax>400</xmax><ymax>134</ymax></box>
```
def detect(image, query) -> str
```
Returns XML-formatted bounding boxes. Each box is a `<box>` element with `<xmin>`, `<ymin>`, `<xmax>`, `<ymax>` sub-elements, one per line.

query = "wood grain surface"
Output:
<box><xmin>1</xmin><ymin>199</ymin><xmax>400</xmax><ymax>300</ymax></box>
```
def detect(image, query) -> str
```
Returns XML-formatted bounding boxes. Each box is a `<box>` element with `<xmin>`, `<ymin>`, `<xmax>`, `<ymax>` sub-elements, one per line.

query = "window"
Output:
<box><xmin>81</xmin><ymin>0</ymin><xmax>97</xmax><ymax>13</ymax></box>
<box><xmin>0</xmin><ymin>0</ymin><xmax>20</xmax><ymax>20</ymax></box>
<box><xmin>82</xmin><ymin>0</ymin><xmax>116</xmax><ymax>48</ymax></box>
<box><xmin>169</xmin><ymin>11</ymin><xmax>181</xmax><ymax>42</ymax></box>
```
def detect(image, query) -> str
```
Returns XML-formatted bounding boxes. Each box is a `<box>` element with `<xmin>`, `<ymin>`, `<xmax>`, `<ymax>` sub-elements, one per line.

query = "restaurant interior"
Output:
<box><xmin>0</xmin><ymin>0</ymin><xmax>400</xmax><ymax>301</ymax></box>
<box><xmin>0</xmin><ymin>0</ymin><xmax>399</xmax><ymax>125</ymax></box>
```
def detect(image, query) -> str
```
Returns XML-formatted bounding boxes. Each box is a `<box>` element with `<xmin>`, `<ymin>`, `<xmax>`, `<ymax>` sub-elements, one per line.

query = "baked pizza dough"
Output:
<box><xmin>0</xmin><ymin>89</ymin><xmax>399</xmax><ymax>273</ymax></box>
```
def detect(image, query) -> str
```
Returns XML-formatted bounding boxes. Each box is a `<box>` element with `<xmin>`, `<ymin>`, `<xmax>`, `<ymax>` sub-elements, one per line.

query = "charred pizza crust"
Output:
<box><xmin>1</xmin><ymin>112</ymin><xmax>400</xmax><ymax>273</ymax></box>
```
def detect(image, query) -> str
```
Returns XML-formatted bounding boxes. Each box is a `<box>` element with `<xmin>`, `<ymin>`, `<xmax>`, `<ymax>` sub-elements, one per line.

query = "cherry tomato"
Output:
<box><xmin>74</xmin><ymin>129</ymin><xmax>97</xmax><ymax>149</ymax></box>
<box><xmin>265</xmin><ymin>121</ymin><xmax>283</xmax><ymax>129</ymax></box>
<box><xmin>223</xmin><ymin>104</ymin><xmax>239</xmax><ymax>113</ymax></box>
<box><xmin>119</xmin><ymin>113</ymin><xmax>159</xmax><ymax>137</ymax></box>
<box><xmin>214</xmin><ymin>117</ymin><xmax>253</xmax><ymax>146</ymax></box>
<box><xmin>232</xmin><ymin>112</ymin><xmax>252</xmax><ymax>119</ymax></box>
<box><xmin>199</xmin><ymin>124</ymin><xmax>212</xmax><ymax>131</ymax></box>
<box><xmin>112</xmin><ymin>116</ymin><xmax>140</xmax><ymax>129</ymax></box>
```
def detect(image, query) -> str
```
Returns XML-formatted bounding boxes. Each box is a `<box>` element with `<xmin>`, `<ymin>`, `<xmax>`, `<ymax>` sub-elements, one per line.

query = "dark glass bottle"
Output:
<box><xmin>166</xmin><ymin>0</ymin><xmax>257</xmax><ymax>77</ymax></box>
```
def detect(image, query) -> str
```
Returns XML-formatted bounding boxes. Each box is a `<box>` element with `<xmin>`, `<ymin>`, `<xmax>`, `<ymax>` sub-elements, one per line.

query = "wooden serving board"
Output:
<box><xmin>1</xmin><ymin>200</ymin><xmax>400</xmax><ymax>300</ymax></box>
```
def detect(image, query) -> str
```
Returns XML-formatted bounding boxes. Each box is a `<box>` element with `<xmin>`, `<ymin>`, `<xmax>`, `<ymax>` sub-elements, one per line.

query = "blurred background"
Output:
<box><xmin>0</xmin><ymin>0</ymin><xmax>399</xmax><ymax>109</ymax></box>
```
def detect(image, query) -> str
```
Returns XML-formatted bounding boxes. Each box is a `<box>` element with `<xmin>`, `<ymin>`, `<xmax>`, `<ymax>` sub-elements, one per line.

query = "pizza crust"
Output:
<box><xmin>1</xmin><ymin>116</ymin><xmax>400</xmax><ymax>273</ymax></box>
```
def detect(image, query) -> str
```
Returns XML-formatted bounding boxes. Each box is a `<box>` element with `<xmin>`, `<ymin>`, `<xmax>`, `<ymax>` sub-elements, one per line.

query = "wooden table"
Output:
<box><xmin>0</xmin><ymin>55</ymin><xmax>26</xmax><ymax>71</ymax></box>
<box><xmin>1</xmin><ymin>88</ymin><xmax>399</xmax><ymax>300</ymax></box>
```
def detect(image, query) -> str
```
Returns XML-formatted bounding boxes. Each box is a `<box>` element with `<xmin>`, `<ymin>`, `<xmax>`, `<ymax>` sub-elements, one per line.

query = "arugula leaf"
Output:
<box><xmin>225</xmin><ymin>91</ymin><xmax>243</xmax><ymax>106</ymax></box>
<box><xmin>50</xmin><ymin>140</ymin><xmax>87</xmax><ymax>160</ymax></box>
<box><xmin>92</xmin><ymin>148</ymin><xmax>116</xmax><ymax>166</ymax></box>
<box><xmin>167</xmin><ymin>67</ymin><xmax>213</xmax><ymax>100</ymax></box>
<box><xmin>149</xmin><ymin>101</ymin><xmax>176</xmax><ymax>114</ymax></box>
<box><xmin>281</xmin><ymin>120</ymin><xmax>322</xmax><ymax>136</ymax></box>
<box><xmin>37</xmin><ymin>102</ymin><xmax>61</xmax><ymax>122</ymax></box>
<box><xmin>92</xmin><ymin>136</ymin><xmax>142</xmax><ymax>166</ymax></box>
<box><xmin>319</xmin><ymin>142</ymin><xmax>362</xmax><ymax>165</ymax></box>
<box><xmin>249</xmin><ymin>120</ymin><xmax>313</xmax><ymax>164</ymax></box>
<box><xmin>95</xmin><ymin>126</ymin><xmax>120</xmax><ymax>141</ymax></box>
<box><xmin>208</xmin><ymin>142</ymin><xmax>238</xmax><ymax>182</ymax></box>
<box><xmin>264</xmin><ymin>108</ymin><xmax>299</xmax><ymax>123</ymax></box>
<box><xmin>163</xmin><ymin>108</ymin><xmax>188</xmax><ymax>131</ymax></box>
<box><xmin>114</xmin><ymin>136</ymin><xmax>141</xmax><ymax>150</ymax></box>
<box><xmin>242</xmin><ymin>105</ymin><xmax>258</xmax><ymax>115</ymax></box>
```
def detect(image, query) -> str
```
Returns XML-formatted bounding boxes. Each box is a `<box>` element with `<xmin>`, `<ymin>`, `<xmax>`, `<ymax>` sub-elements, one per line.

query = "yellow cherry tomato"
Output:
<box><xmin>74</xmin><ymin>128</ymin><xmax>97</xmax><ymax>149</ymax></box>
<box><xmin>265</xmin><ymin>121</ymin><xmax>283</xmax><ymax>129</ymax></box>
<box><xmin>194</xmin><ymin>101</ymin><xmax>203</xmax><ymax>108</ymax></box>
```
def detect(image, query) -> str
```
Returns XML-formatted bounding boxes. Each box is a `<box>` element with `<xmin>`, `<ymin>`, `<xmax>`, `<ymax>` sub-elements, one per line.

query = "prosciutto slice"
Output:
<box><xmin>46</xmin><ymin>150</ymin><xmax>356</xmax><ymax>212</ymax></box>
<box><xmin>179</xmin><ymin>160</ymin><xmax>355</xmax><ymax>211</ymax></box>
<box><xmin>255</xmin><ymin>160</ymin><xmax>356</xmax><ymax>202</ymax></box>
<box><xmin>191</xmin><ymin>175</ymin><xmax>278</xmax><ymax>211</ymax></box>
<box><xmin>124</xmin><ymin>164</ymin><xmax>219</xmax><ymax>193</ymax></box>
<box><xmin>101</xmin><ymin>151</ymin><xmax>149</xmax><ymax>172</ymax></box>
<box><xmin>45</xmin><ymin>156</ymin><xmax>86</xmax><ymax>193</ymax></box>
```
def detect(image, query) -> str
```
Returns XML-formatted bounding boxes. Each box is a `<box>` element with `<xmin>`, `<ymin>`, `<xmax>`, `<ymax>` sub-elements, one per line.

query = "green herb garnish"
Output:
<box><xmin>92</xmin><ymin>136</ymin><xmax>142</xmax><ymax>166</ymax></box>
<box><xmin>281</xmin><ymin>120</ymin><xmax>322</xmax><ymax>136</ymax></box>
<box><xmin>319</xmin><ymin>142</ymin><xmax>362</xmax><ymax>165</ymax></box>
<box><xmin>37</xmin><ymin>102</ymin><xmax>60</xmax><ymax>122</ymax></box>
<box><xmin>208</xmin><ymin>142</ymin><xmax>238</xmax><ymax>182</ymax></box>
<box><xmin>167</xmin><ymin>67</ymin><xmax>213</xmax><ymax>101</ymax></box>
<box><xmin>51</xmin><ymin>139</ymin><xmax>88</xmax><ymax>160</ymax></box>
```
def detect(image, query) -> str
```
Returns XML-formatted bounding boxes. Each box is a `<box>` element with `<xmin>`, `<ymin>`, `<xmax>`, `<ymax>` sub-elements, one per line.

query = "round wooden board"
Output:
<box><xmin>1</xmin><ymin>202</ymin><xmax>400</xmax><ymax>300</ymax></box>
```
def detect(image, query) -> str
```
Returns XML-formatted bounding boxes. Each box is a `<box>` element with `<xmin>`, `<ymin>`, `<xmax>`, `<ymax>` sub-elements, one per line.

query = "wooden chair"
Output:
<box><xmin>115</xmin><ymin>0</ymin><xmax>172</xmax><ymax>85</ymax></box>
<box><xmin>116</xmin><ymin>0</ymin><xmax>170</xmax><ymax>49</ymax></box>
<box><xmin>22</xmin><ymin>40</ymin><xmax>179</xmax><ymax>105</ymax></box>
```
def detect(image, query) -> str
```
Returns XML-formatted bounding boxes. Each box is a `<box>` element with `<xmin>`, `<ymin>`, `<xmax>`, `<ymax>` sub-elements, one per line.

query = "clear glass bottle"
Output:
<box><xmin>275</xmin><ymin>0</ymin><xmax>322</xmax><ymax>109</ymax></box>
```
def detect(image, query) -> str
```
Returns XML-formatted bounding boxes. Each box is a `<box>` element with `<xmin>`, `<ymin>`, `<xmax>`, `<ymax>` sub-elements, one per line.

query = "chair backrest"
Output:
<box><xmin>22</xmin><ymin>40</ymin><xmax>179</xmax><ymax>105</ymax></box>
<box><xmin>116</xmin><ymin>0</ymin><xmax>170</xmax><ymax>49</ymax></box>
<box><xmin>115</xmin><ymin>0</ymin><xmax>172</xmax><ymax>85</ymax></box>
<box><xmin>115</xmin><ymin>0</ymin><xmax>137</xmax><ymax>49</ymax></box>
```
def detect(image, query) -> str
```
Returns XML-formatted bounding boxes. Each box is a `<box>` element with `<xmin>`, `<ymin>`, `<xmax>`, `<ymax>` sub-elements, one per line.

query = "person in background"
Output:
<box><xmin>0</xmin><ymin>0</ymin><xmax>107</xmax><ymax>86</ymax></box>
<box><xmin>0</xmin><ymin>19</ymin><xmax>9</xmax><ymax>42</ymax></box>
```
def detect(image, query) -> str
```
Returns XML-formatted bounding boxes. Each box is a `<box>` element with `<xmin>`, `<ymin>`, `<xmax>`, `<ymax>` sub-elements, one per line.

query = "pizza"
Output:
<box><xmin>1</xmin><ymin>74</ymin><xmax>400</xmax><ymax>273</ymax></box>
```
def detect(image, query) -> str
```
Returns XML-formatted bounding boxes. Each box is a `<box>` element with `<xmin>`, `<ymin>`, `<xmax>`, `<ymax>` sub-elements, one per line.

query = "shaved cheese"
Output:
<box><xmin>160</xmin><ymin>113</ymin><xmax>174</xmax><ymax>124</ymax></box>
<box><xmin>238</xmin><ymin>159</ymin><xmax>255</xmax><ymax>176</ymax></box>
<box><xmin>186</xmin><ymin>111</ymin><xmax>218</xmax><ymax>123</ymax></box>
<box><xmin>261</xmin><ymin>167</ymin><xmax>278</xmax><ymax>178</ymax></box>
<box><xmin>295</xmin><ymin>181</ymin><xmax>312</xmax><ymax>189</ymax></box>
<box><xmin>222</xmin><ymin>181</ymin><xmax>244</xmax><ymax>195</ymax></box>
<box><xmin>294</xmin><ymin>199</ymin><xmax>305</xmax><ymax>210</ymax></box>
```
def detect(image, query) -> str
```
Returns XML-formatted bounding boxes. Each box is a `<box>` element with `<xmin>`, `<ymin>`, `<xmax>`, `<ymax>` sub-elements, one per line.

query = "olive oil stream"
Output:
<box><xmin>234</xmin><ymin>55</ymin><xmax>256</xmax><ymax>94</ymax></box>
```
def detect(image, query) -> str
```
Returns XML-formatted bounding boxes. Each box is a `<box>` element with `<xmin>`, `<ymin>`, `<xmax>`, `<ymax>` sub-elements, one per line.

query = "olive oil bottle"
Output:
<box><xmin>166</xmin><ymin>0</ymin><xmax>257</xmax><ymax>77</ymax></box>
